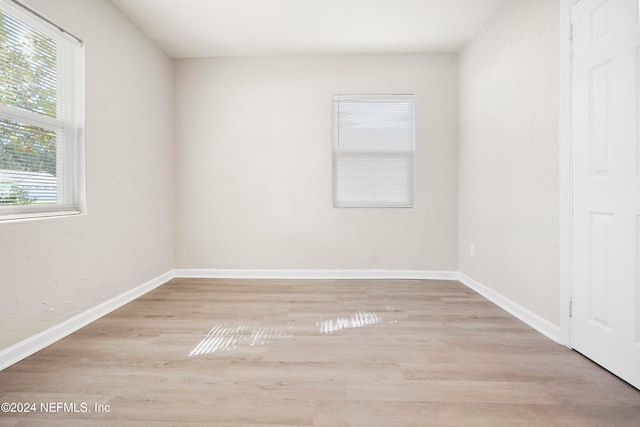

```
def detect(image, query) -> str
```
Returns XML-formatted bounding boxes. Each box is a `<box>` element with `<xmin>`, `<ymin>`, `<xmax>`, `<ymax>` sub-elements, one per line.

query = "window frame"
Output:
<box><xmin>332</xmin><ymin>94</ymin><xmax>415</xmax><ymax>208</ymax></box>
<box><xmin>0</xmin><ymin>0</ymin><xmax>85</xmax><ymax>221</ymax></box>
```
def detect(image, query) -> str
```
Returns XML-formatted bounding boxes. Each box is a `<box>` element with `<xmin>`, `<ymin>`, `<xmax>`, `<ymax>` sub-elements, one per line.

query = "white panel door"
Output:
<box><xmin>572</xmin><ymin>0</ymin><xmax>640</xmax><ymax>389</ymax></box>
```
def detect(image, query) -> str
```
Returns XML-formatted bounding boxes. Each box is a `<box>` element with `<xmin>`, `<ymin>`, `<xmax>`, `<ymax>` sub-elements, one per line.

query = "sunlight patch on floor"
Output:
<box><xmin>316</xmin><ymin>311</ymin><xmax>383</xmax><ymax>334</ymax></box>
<box><xmin>188</xmin><ymin>323</ymin><xmax>292</xmax><ymax>356</ymax></box>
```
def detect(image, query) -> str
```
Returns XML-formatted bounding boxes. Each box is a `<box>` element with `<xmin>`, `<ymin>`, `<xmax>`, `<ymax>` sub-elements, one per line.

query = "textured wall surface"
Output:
<box><xmin>174</xmin><ymin>54</ymin><xmax>458</xmax><ymax>270</ymax></box>
<box><xmin>458</xmin><ymin>0</ymin><xmax>560</xmax><ymax>323</ymax></box>
<box><xmin>0</xmin><ymin>0</ymin><xmax>174</xmax><ymax>349</ymax></box>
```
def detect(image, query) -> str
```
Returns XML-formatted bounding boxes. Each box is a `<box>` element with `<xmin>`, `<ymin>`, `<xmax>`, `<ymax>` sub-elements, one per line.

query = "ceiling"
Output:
<box><xmin>109</xmin><ymin>0</ymin><xmax>507</xmax><ymax>58</ymax></box>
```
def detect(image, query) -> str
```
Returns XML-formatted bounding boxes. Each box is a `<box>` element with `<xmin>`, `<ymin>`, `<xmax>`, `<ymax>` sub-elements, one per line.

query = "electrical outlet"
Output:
<box><xmin>470</xmin><ymin>244</ymin><xmax>475</xmax><ymax>258</ymax></box>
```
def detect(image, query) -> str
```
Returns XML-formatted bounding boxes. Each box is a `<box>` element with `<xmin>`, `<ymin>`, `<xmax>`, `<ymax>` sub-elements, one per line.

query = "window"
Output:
<box><xmin>0</xmin><ymin>0</ymin><xmax>84</xmax><ymax>220</ymax></box>
<box><xmin>332</xmin><ymin>94</ymin><xmax>415</xmax><ymax>208</ymax></box>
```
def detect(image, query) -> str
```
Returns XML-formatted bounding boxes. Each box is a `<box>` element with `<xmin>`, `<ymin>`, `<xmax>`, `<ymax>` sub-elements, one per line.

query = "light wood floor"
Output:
<box><xmin>1</xmin><ymin>278</ymin><xmax>639</xmax><ymax>426</ymax></box>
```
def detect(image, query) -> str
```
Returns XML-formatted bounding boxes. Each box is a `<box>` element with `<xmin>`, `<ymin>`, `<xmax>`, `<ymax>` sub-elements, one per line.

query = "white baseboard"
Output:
<box><xmin>0</xmin><ymin>269</ymin><xmax>561</xmax><ymax>372</ymax></box>
<box><xmin>457</xmin><ymin>272</ymin><xmax>560</xmax><ymax>343</ymax></box>
<box><xmin>172</xmin><ymin>269</ymin><xmax>459</xmax><ymax>280</ymax></box>
<box><xmin>0</xmin><ymin>271</ymin><xmax>174</xmax><ymax>372</ymax></box>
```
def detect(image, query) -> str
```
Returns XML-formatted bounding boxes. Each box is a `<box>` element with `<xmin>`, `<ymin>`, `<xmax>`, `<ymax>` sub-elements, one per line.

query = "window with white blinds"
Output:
<box><xmin>0</xmin><ymin>0</ymin><xmax>84</xmax><ymax>220</ymax></box>
<box><xmin>332</xmin><ymin>95</ymin><xmax>415</xmax><ymax>208</ymax></box>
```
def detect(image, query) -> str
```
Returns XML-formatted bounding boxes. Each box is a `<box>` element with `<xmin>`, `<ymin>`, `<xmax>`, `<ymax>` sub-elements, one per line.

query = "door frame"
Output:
<box><xmin>559</xmin><ymin>0</ymin><xmax>578</xmax><ymax>348</ymax></box>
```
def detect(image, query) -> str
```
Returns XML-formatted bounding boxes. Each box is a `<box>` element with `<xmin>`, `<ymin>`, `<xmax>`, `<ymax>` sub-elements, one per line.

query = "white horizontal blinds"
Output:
<box><xmin>55</xmin><ymin>30</ymin><xmax>82</xmax><ymax>212</ymax></box>
<box><xmin>0</xmin><ymin>0</ymin><xmax>83</xmax><ymax>215</ymax></box>
<box><xmin>332</xmin><ymin>95</ymin><xmax>415</xmax><ymax>208</ymax></box>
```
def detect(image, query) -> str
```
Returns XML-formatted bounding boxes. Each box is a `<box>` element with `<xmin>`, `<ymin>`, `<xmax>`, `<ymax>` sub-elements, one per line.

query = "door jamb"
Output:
<box><xmin>559</xmin><ymin>0</ymin><xmax>577</xmax><ymax>347</ymax></box>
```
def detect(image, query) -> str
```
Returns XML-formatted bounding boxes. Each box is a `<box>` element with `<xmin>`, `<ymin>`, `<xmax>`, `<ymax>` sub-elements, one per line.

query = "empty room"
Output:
<box><xmin>1</xmin><ymin>0</ymin><xmax>639</xmax><ymax>425</ymax></box>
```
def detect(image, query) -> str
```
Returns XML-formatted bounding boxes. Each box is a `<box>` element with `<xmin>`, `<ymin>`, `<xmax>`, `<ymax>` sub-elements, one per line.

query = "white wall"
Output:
<box><xmin>0</xmin><ymin>0</ymin><xmax>174</xmax><ymax>349</ymax></box>
<box><xmin>174</xmin><ymin>54</ymin><xmax>458</xmax><ymax>270</ymax></box>
<box><xmin>458</xmin><ymin>0</ymin><xmax>560</xmax><ymax>323</ymax></box>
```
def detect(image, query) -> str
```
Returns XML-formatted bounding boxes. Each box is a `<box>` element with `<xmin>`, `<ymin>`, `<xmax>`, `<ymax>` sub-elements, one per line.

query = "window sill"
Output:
<box><xmin>0</xmin><ymin>209</ymin><xmax>83</xmax><ymax>224</ymax></box>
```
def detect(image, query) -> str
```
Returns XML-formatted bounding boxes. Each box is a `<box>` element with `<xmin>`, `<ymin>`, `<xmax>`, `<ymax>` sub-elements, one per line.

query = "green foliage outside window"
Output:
<box><xmin>0</xmin><ymin>9</ymin><xmax>58</xmax><ymax>205</ymax></box>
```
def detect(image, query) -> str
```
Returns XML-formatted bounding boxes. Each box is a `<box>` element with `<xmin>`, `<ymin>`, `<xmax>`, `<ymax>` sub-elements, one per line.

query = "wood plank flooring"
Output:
<box><xmin>0</xmin><ymin>278</ymin><xmax>639</xmax><ymax>426</ymax></box>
